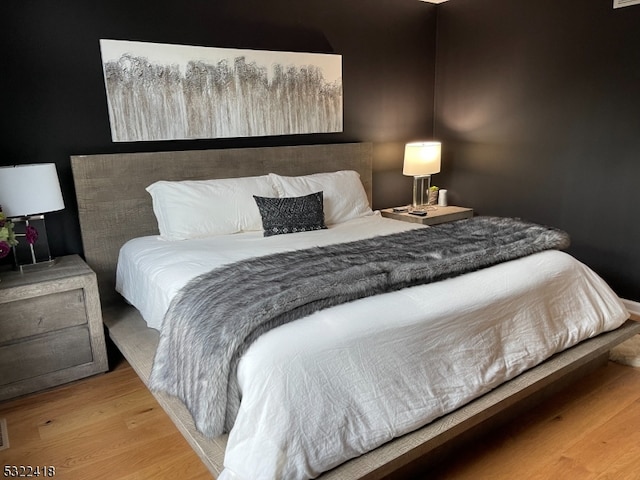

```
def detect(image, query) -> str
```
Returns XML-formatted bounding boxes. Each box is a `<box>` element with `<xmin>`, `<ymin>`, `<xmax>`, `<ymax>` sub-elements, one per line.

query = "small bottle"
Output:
<box><xmin>438</xmin><ymin>189</ymin><xmax>448</xmax><ymax>206</ymax></box>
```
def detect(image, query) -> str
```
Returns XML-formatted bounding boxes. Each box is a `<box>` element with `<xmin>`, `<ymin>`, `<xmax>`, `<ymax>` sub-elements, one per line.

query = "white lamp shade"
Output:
<box><xmin>0</xmin><ymin>163</ymin><xmax>65</xmax><ymax>217</ymax></box>
<box><xmin>403</xmin><ymin>141</ymin><xmax>441</xmax><ymax>176</ymax></box>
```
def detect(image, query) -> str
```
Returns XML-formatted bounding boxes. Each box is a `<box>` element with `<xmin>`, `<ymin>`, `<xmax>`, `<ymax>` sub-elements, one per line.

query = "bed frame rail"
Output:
<box><xmin>103</xmin><ymin>299</ymin><xmax>640</xmax><ymax>479</ymax></box>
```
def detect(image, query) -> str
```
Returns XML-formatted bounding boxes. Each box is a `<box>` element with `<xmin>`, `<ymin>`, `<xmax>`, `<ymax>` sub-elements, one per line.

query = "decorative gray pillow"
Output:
<box><xmin>253</xmin><ymin>191</ymin><xmax>327</xmax><ymax>237</ymax></box>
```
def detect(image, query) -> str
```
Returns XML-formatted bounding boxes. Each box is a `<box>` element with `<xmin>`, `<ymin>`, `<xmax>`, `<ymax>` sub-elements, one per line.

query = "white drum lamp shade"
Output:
<box><xmin>403</xmin><ymin>142</ymin><xmax>441</xmax><ymax>177</ymax></box>
<box><xmin>0</xmin><ymin>163</ymin><xmax>65</xmax><ymax>216</ymax></box>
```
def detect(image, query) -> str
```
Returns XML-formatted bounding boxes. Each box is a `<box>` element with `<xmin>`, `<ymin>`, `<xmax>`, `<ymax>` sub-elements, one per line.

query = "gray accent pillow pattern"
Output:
<box><xmin>253</xmin><ymin>191</ymin><xmax>327</xmax><ymax>237</ymax></box>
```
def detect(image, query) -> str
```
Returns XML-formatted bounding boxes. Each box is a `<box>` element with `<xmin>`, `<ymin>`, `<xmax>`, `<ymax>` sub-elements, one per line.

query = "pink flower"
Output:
<box><xmin>26</xmin><ymin>225</ymin><xmax>39</xmax><ymax>245</ymax></box>
<box><xmin>0</xmin><ymin>241</ymin><xmax>10</xmax><ymax>259</ymax></box>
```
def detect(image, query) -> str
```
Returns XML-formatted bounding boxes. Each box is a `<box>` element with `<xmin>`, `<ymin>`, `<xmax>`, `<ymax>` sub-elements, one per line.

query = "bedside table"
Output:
<box><xmin>380</xmin><ymin>205</ymin><xmax>474</xmax><ymax>225</ymax></box>
<box><xmin>0</xmin><ymin>255</ymin><xmax>108</xmax><ymax>401</ymax></box>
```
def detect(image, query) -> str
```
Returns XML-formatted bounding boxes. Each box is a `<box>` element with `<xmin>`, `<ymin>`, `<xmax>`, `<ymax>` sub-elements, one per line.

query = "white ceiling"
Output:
<box><xmin>420</xmin><ymin>0</ymin><xmax>449</xmax><ymax>3</ymax></box>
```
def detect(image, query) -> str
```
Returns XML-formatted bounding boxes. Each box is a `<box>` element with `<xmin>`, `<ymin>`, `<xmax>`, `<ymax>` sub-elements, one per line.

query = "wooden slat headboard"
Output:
<box><xmin>71</xmin><ymin>142</ymin><xmax>373</xmax><ymax>303</ymax></box>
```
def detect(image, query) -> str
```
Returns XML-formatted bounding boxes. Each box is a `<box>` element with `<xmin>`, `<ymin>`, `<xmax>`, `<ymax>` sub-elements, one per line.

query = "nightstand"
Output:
<box><xmin>0</xmin><ymin>255</ymin><xmax>108</xmax><ymax>401</ymax></box>
<box><xmin>380</xmin><ymin>205</ymin><xmax>474</xmax><ymax>225</ymax></box>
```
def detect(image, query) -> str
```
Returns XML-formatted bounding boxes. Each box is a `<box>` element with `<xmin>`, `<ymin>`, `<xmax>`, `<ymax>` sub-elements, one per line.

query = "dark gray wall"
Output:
<box><xmin>1</xmin><ymin>0</ymin><xmax>437</xmax><ymax>260</ymax></box>
<box><xmin>435</xmin><ymin>0</ymin><xmax>640</xmax><ymax>300</ymax></box>
<box><xmin>4</xmin><ymin>0</ymin><xmax>637</xmax><ymax>301</ymax></box>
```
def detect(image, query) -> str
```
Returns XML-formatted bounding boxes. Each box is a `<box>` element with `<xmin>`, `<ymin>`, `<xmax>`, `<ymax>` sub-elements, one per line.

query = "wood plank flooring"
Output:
<box><xmin>427</xmin><ymin>359</ymin><xmax>640</xmax><ymax>479</ymax></box>
<box><xmin>0</xmin><ymin>355</ymin><xmax>210</xmax><ymax>479</ymax></box>
<box><xmin>1</xmin><ymin>353</ymin><xmax>639</xmax><ymax>479</ymax></box>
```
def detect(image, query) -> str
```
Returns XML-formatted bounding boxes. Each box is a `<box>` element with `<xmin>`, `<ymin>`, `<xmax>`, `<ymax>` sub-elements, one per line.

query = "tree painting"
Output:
<box><xmin>100</xmin><ymin>40</ymin><xmax>343</xmax><ymax>142</ymax></box>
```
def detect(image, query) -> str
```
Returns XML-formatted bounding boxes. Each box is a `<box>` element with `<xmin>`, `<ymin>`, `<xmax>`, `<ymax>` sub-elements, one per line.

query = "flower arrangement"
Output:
<box><xmin>0</xmin><ymin>207</ymin><xmax>18</xmax><ymax>259</ymax></box>
<box><xmin>427</xmin><ymin>185</ymin><xmax>439</xmax><ymax>206</ymax></box>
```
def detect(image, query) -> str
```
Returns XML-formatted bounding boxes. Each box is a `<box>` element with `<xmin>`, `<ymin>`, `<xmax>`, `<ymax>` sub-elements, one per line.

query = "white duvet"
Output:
<box><xmin>116</xmin><ymin>213</ymin><xmax>628</xmax><ymax>480</ymax></box>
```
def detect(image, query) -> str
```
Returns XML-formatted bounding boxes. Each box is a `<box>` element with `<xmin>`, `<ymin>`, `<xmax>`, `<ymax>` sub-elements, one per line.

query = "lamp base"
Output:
<box><xmin>410</xmin><ymin>205</ymin><xmax>438</xmax><ymax>213</ymax></box>
<box><xmin>14</xmin><ymin>258</ymin><xmax>57</xmax><ymax>274</ymax></box>
<box><xmin>10</xmin><ymin>215</ymin><xmax>55</xmax><ymax>273</ymax></box>
<box><xmin>411</xmin><ymin>175</ymin><xmax>439</xmax><ymax>213</ymax></box>
<box><xmin>412</xmin><ymin>175</ymin><xmax>433</xmax><ymax>210</ymax></box>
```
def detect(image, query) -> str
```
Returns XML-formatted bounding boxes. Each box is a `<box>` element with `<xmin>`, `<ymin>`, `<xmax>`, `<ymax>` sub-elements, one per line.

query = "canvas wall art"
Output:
<box><xmin>99</xmin><ymin>40</ymin><xmax>343</xmax><ymax>142</ymax></box>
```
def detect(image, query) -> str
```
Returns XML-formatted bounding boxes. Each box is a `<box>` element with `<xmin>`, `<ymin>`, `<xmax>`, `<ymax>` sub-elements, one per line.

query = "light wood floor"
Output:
<box><xmin>427</xmin><ymin>359</ymin><xmax>640</xmax><ymax>480</ymax></box>
<box><xmin>0</xmin><ymin>355</ymin><xmax>210</xmax><ymax>480</ymax></box>
<box><xmin>1</xmin><ymin>354</ymin><xmax>639</xmax><ymax>479</ymax></box>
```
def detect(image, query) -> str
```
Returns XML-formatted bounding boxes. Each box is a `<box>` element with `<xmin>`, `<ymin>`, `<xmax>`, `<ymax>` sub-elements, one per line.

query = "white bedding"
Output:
<box><xmin>116</xmin><ymin>213</ymin><xmax>628</xmax><ymax>480</ymax></box>
<box><xmin>116</xmin><ymin>212</ymin><xmax>421</xmax><ymax>330</ymax></box>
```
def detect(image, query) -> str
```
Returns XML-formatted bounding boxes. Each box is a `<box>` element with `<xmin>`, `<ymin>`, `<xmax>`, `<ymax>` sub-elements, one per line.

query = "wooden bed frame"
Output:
<box><xmin>70</xmin><ymin>142</ymin><xmax>640</xmax><ymax>479</ymax></box>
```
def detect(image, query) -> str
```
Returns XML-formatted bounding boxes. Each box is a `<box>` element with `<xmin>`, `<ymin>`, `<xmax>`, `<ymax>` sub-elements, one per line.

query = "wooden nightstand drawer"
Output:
<box><xmin>0</xmin><ymin>326</ymin><xmax>93</xmax><ymax>385</ymax></box>
<box><xmin>0</xmin><ymin>289</ymin><xmax>88</xmax><ymax>343</ymax></box>
<box><xmin>0</xmin><ymin>255</ymin><xmax>108</xmax><ymax>400</ymax></box>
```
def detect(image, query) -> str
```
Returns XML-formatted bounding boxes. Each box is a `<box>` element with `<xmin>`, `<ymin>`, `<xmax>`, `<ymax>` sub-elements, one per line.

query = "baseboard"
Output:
<box><xmin>622</xmin><ymin>298</ymin><xmax>640</xmax><ymax>317</ymax></box>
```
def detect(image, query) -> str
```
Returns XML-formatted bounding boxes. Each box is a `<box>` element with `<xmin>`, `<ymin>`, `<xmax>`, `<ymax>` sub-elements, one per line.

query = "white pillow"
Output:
<box><xmin>146</xmin><ymin>175</ymin><xmax>278</xmax><ymax>240</ymax></box>
<box><xmin>268</xmin><ymin>170</ymin><xmax>372</xmax><ymax>225</ymax></box>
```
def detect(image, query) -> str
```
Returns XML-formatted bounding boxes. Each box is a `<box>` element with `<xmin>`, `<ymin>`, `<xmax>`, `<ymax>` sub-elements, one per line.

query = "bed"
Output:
<box><xmin>70</xmin><ymin>142</ymin><xmax>640</xmax><ymax>479</ymax></box>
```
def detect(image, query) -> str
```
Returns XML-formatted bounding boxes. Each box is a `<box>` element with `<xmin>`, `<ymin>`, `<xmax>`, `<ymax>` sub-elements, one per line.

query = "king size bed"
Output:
<box><xmin>70</xmin><ymin>142</ymin><xmax>639</xmax><ymax>479</ymax></box>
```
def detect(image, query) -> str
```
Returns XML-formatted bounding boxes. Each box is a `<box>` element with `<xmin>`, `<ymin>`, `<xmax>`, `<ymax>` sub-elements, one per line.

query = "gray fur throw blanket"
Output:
<box><xmin>149</xmin><ymin>216</ymin><xmax>569</xmax><ymax>438</ymax></box>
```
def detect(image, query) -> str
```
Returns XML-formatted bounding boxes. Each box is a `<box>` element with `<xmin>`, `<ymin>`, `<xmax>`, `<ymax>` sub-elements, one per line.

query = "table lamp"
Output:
<box><xmin>0</xmin><ymin>163</ymin><xmax>65</xmax><ymax>271</ymax></box>
<box><xmin>403</xmin><ymin>141</ymin><xmax>441</xmax><ymax>213</ymax></box>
